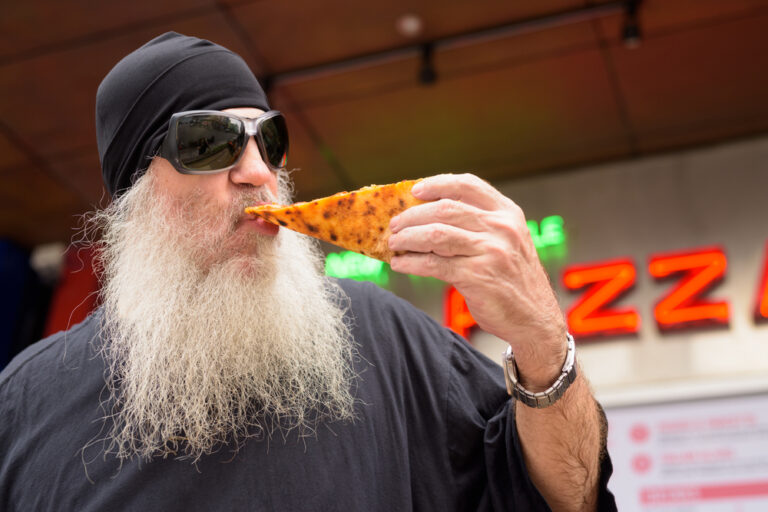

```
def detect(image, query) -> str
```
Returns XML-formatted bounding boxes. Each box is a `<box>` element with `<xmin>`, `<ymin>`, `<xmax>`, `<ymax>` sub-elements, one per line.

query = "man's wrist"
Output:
<box><xmin>503</xmin><ymin>333</ymin><xmax>577</xmax><ymax>408</ymax></box>
<box><xmin>508</xmin><ymin>328</ymin><xmax>569</xmax><ymax>391</ymax></box>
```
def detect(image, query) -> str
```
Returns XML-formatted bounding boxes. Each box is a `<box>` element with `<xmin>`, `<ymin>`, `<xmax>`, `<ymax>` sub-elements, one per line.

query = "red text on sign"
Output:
<box><xmin>756</xmin><ymin>241</ymin><xmax>768</xmax><ymax>322</ymax></box>
<box><xmin>649</xmin><ymin>247</ymin><xmax>729</xmax><ymax>330</ymax></box>
<box><xmin>444</xmin><ymin>286</ymin><xmax>477</xmax><ymax>339</ymax></box>
<box><xmin>562</xmin><ymin>258</ymin><xmax>639</xmax><ymax>338</ymax></box>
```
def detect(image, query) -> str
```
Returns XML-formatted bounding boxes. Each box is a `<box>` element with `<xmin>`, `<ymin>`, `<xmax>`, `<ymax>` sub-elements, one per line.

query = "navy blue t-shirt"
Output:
<box><xmin>0</xmin><ymin>279</ymin><xmax>615</xmax><ymax>511</ymax></box>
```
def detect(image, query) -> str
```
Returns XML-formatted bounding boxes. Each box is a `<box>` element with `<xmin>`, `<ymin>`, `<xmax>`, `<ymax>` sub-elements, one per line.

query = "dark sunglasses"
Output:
<box><xmin>160</xmin><ymin>110</ymin><xmax>288</xmax><ymax>174</ymax></box>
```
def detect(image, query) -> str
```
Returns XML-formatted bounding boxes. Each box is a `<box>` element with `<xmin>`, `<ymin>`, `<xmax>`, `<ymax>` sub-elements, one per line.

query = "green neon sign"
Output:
<box><xmin>325</xmin><ymin>251</ymin><xmax>389</xmax><ymax>286</ymax></box>
<box><xmin>527</xmin><ymin>215</ymin><xmax>565</xmax><ymax>249</ymax></box>
<box><xmin>527</xmin><ymin>215</ymin><xmax>567</xmax><ymax>262</ymax></box>
<box><xmin>325</xmin><ymin>215</ymin><xmax>566</xmax><ymax>283</ymax></box>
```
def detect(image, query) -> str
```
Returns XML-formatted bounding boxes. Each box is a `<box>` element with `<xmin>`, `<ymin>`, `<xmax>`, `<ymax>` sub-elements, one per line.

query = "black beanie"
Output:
<box><xmin>95</xmin><ymin>32</ymin><xmax>270</xmax><ymax>197</ymax></box>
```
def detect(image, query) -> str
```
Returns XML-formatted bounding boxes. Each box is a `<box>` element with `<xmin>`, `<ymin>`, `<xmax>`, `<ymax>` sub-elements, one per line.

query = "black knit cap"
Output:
<box><xmin>95</xmin><ymin>32</ymin><xmax>270</xmax><ymax>197</ymax></box>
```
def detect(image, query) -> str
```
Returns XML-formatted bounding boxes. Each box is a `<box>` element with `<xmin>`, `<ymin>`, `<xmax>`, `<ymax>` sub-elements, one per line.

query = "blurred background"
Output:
<box><xmin>2</xmin><ymin>0</ymin><xmax>767</xmax><ymax>509</ymax></box>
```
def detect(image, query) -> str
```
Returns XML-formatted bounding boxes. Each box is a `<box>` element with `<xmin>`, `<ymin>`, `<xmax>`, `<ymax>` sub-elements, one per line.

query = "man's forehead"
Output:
<box><xmin>222</xmin><ymin>107</ymin><xmax>266</xmax><ymax>119</ymax></box>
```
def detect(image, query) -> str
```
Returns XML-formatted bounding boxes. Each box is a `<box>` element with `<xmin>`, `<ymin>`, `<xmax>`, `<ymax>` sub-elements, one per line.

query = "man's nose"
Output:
<box><xmin>228</xmin><ymin>137</ymin><xmax>275</xmax><ymax>188</ymax></box>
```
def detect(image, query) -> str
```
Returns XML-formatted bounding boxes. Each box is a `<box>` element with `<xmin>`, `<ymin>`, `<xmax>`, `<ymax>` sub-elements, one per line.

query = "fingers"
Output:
<box><xmin>390</xmin><ymin>199</ymin><xmax>488</xmax><ymax>234</ymax></box>
<box><xmin>388</xmin><ymin>223</ymin><xmax>486</xmax><ymax>258</ymax></box>
<box><xmin>390</xmin><ymin>251</ymin><xmax>467</xmax><ymax>282</ymax></box>
<box><xmin>411</xmin><ymin>173</ymin><xmax>508</xmax><ymax>210</ymax></box>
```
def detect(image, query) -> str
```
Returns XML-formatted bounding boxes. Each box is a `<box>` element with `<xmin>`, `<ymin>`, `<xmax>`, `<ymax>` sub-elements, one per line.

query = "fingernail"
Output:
<box><xmin>412</xmin><ymin>182</ymin><xmax>424</xmax><ymax>196</ymax></box>
<box><xmin>390</xmin><ymin>216</ymin><xmax>399</xmax><ymax>231</ymax></box>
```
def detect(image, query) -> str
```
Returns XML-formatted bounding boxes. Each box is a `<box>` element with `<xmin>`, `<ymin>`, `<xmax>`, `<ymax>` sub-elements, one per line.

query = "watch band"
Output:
<box><xmin>502</xmin><ymin>333</ymin><xmax>577</xmax><ymax>408</ymax></box>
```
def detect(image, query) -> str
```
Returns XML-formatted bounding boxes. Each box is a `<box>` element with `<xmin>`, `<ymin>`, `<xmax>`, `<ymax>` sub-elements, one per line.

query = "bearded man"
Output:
<box><xmin>0</xmin><ymin>33</ymin><xmax>616</xmax><ymax>511</ymax></box>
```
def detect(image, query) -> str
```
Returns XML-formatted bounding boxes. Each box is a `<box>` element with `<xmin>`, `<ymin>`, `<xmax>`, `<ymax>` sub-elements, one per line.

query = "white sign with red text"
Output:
<box><xmin>606</xmin><ymin>394</ymin><xmax>768</xmax><ymax>511</ymax></box>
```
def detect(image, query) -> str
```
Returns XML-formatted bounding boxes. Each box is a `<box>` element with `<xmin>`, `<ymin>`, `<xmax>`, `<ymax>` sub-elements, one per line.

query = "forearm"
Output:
<box><xmin>385</xmin><ymin>174</ymin><xmax>609</xmax><ymax>508</ymax></box>
<box><xmin>515</xmin><ymin>370</ymin><xmax>606</xmax><ymax>512</ymax></box>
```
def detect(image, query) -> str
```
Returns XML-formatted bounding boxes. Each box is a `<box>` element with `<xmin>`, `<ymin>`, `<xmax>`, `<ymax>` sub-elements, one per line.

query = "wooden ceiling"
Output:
<box><xmin>2</xmin><ymin>0</ymin><xmax>768</xmax><ymax>248</ymax></box>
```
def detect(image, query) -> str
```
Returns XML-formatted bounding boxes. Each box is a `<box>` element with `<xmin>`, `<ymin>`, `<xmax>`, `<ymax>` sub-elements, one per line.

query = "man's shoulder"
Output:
<box><xmin>0</xmin><ymin>309</ymin><xmax>102</xmax><ymax>390</ymax></box>
<box><xmin>334</xmin><ymin>276</ymin><xmax>395</xmax><ymax>301</ymax></box>
<box><xmin>332</xmin><ymin>277</ymin><xmax>473</xmax><ymax>369</ymax></box>
<box><xmin>334</xmin><ymin>277</ymin><xmax>426</xmax><ymax>320</ymax></box>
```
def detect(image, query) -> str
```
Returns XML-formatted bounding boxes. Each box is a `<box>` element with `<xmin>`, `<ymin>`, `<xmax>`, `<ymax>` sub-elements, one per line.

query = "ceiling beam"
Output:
<box><xmin>265</xmin><ymin>1</ymin><xmax>627</xmax><ymax>88</ymax></box>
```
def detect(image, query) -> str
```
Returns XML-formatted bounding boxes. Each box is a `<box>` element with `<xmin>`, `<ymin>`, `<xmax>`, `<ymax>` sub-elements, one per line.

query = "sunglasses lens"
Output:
<box><xmin>260</xmin><ymin>114</ymin><xmax>289</xmax><ymax>169</ymax></box>
<box><xmin>175</xmin><ymin>114</ymin><xmax>245</xmax><ymax>171</ymax></box>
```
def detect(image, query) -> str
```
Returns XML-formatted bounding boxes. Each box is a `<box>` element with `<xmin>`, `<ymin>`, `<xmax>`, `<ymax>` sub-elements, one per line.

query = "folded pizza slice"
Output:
<box><xmin>245</xmin><ymin>179</ymin><xmax>425</xmax><ymax>262</ymax></box>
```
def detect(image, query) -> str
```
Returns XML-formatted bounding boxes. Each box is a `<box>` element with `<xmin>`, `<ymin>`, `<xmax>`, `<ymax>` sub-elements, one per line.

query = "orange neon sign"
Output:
<box><xmin>562</xmin><ymin>259</ymin><xmax>640</xmax><ymax>338</ymax></box>
<box><xmin>649</xmin><ymin>247</ymin><xmax>730</xmax><ymax>330</ymax></box>
<box><xmin>756</xmin><ymin>242</ymin><xmax>768</xmax><ymax>322</ymax></box>
<box><xmin>444</xmin><ymin>286</ymin><xmax>476</xmax><ymax>339</ymax></box>
<box><xmin>442</xmin><ymin>243</ymin><xmax>766</xmax><ymax>340</ymax></box>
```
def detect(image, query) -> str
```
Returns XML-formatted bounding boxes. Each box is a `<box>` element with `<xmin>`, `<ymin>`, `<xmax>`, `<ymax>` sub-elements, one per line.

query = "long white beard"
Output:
<box><xmin>89</xmin><ymin>169</ymin><xmax>357</xmax><ymax>462</ymax></box>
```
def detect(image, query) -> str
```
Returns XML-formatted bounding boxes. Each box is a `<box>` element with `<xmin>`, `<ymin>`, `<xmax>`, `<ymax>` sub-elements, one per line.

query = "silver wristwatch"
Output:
<box><xmin>502</xmin><ymin>333</ymin><xmax>577</xmax><ymax>408</ymax></box>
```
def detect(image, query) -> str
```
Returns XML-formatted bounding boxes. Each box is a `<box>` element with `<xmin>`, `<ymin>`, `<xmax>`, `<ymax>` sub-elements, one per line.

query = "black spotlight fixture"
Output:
<box><xmin>622</xmin><ymin>0</ymin><xmax>642</xmax><ymax>49</ymax></box>
<box><xmin>419</xmin><ymin>43</ymin><xmax>437</xmax><ymax>85</ymax></box>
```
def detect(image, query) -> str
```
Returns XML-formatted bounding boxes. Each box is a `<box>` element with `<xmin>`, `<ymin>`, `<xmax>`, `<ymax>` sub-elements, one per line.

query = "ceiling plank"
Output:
<box><xmin>0</xmin><ymin>12</ymin><xmax>266</xmax><ymax>159</ymax></box>
<box><xmin>607</xmin><ymin>12</ymin><xmax>768</xmax><ymax>151</ymax></box>
<box><xmin>301</xmin><ymin>47</ymin><xmax>631</xmax><ymax>187</ymax></box>
<box><xmin>231</xmin><ymin>0</ymin><xmax>585</xmax><ymax>73</ymax></box>
<box><xmin>0</xmin><ymin>0</ymin><xmax>215</xmax><ymax>61</ymax></box>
